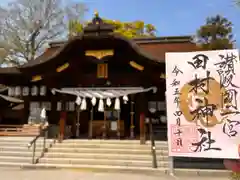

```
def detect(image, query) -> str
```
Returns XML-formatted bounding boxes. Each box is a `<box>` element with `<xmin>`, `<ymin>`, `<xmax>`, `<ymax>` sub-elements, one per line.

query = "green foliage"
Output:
<box><xmin>196</xmin><ymin>15</ymin><xmax>234</xmax><ymax>50</ymax></box>
<box><xmin>68</xmin><ymin>20</ymin><xmax>84</xmax><ymax>38</ymax></box>
<box><xmin>68</xmin><ymin>19</ymin><xmax>156</xmax><ymax>39</ymax></box>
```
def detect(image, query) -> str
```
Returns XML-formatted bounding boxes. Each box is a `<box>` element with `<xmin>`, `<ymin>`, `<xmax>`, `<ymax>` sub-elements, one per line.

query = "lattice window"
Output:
<box><xmin>22</xmin><ymin>87</ymin><xmax>30</xmax><ymax>96</ymax></box>
<box><xmin>66</xmin><ymin>101</ymin><xmax>75</xmax><ymax>111</ymax></box>
<box><xmin>57</xmin><ymin>102</ymin><xmax>62</xmax><ymax>111</ymax></box>
<box><xmin>31</xmin><ymin>86</ymin><xmax>38</xmax><ymax>96</ymax></box>
<box><xmin>57</xmin><ymin>102</ymin><xmax>75</xmax><ymax>111</ymax></box>
<box><xmin>29</xmin><ymin>102</ymin><xmax>41</xmax><ymax>117</ymax></box>
<box><xmin>41</xmin><ymin>102</ymin><xmax>51</xmax><ymax>111</ymax></box>
<box><xmin>30</xmin><ymin>102</ymin><xmax>40</xmax><ymax>110</ymax></box>
<box><xmin>157</xmin><ymin>101</ymin><xmax>166</xmax><ymax>111</ymax></box>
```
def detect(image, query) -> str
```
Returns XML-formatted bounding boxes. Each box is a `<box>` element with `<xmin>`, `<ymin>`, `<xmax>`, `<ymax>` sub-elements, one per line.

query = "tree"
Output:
<box><xmin>0</xmin><ymin>0</ymin><xmax>87</xmax><ymax>66</ymax></box>
<box><xmin>235</xmin><ymin>0</ymin><xmax>240</xmax><ymax>6</ymax></box>
<box><xmin>196</xmin><ymin>15</ymin><xmax>234</xmax><ymax>50</ymax></box>
<box><xmin>69</xmin><ymin>15</ymin><xmax>157</xmax><ymax>39</ymax></box>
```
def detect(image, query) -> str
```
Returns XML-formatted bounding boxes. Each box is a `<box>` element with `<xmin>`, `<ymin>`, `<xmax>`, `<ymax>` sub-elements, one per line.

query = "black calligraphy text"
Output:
<box><xmin>192</xmin><ymin>128</ymin><xmax>221</xmax><ymax>152</ymax></box>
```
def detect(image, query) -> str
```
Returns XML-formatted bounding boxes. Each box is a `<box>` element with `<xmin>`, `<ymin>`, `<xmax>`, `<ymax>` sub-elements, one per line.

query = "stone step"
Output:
<box><xmin>0</xmin><ymin>156</ymin><xmax>33</xmax><ymax>163</ymax></box>
<box><xmin>62</xmin><ymin>139</ymin><xmax>167</xmax><ymax>145</ymax></box>
<box><xmin>0</xmin><ymin>138</ymin><xmax>168</xmax><ymax>147</ymax></box>
<box><xmin>0</xmin><ymin>137</ymin><xmax>35</xmax><ymax>141</ymax></box>
<box><xmin>156</xmin><ymin>150</ymin><xmax>169</xmax><ymax>156</ymax></box>
<box><xmin>0</xmin><ymin>151</ymin><xmax>42</xmax><ymax>157</ymax></box>
<box><xmin>21</xmin><ymin>126</ymin><xmax>40</xmax><ymax>129</ymax></box>
<box><xmin>20</xmin><ymin>131</ymin><xmax>40</xmax><ymax>134</ymax></box>
<box><xmin>55</xmin><ymin>142</ymin><xmax>168</xmax><ymax>150</ymax></box>
<box><xmin>0</xmin><ymin>146</ymin><xmax>48</xmax><ymax>152</ymax></box>
<box><xmin>0</xmin><ymin>151</ymin><xmax>168</xmax><ymax>162</ymax></box>
<box><xmin>155</xmin><ymin>145</ymin><xmax>168</xmax><ymax>150</ymax></box>
<box><xmin>0</xmin><ymin>137</ymin><xmax>53</xmax><ymax>142</ymax></box>
<box><xmin>0</xmin><ymin>141</ymin><xmax>54</xmax><ymax>147</ymax></box>
<box><xmin>48</xmin><ymin>147</ymin><xmax>168</xmax><ymax>155</ymax></box>
<box><xmin>39</xmin><ymin>157</ymin><xmax>169</xmax><ymax>168</ymax></box>
<box><xmin>0</xmin><ymin>140</ymin><xmax>55</xmax><ymax>147</ymax></box>
<box><xmin>0</xmin><ymin>162</ymin><xmax>229</xmax><ymax>177</ymax></box>
<box><xmin>45</xmin><ymin>152</ymin><xmax>168</xmax><ymax>161</ymax></box>
<box><xmin>158</xmin><ymin>156</ymin><xmax>169</xmax><ymax>161</ymax></box>
<box><xmin>55</xmin><ymin>143</ymin><xmax>150</xmax><ymax>149</ymax></box>
<box><xmin>0</xmin><ymin>162</ymin><xmax>169</xmax><ymax>174</ymax></box>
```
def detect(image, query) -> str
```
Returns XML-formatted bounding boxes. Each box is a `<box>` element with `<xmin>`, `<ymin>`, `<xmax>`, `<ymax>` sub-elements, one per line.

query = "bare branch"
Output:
<box><xmin>35</xmin><ymin>31</ymin><xmax>62</xmax><ymax>51</ymax></box>
<box><xmin>0</xmin><ymin>0</ymin><xmax>87</xmax><ymax>66</ymax></box>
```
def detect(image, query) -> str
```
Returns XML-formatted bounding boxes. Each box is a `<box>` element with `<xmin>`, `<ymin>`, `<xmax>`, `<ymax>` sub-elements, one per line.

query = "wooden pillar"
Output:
<box><xmin>23</xmin><ymin>98</ymin><xmax>30</xmax><ymax>125</ymax></box>
<box><xmin>102</xmin><ymin>103</ymin><xmax>107</xmax><ymax>139</ymax></box>
<box><xmin>59</xmin><ymin>111</ymin><xmax>66</xmax><ymax>142</ymax></box>
<box><xmin>117</xmin><ymin>110</ymin><xmax>121</xmax><ymax>139</ymax></box>
<box><xmin>140</xmin><ymin>113</ymin><xmax>146</xmax><ymax>144</ymax></box>
<box><xmin>59</xmin><ymin>97</ymin><xmax>66</xmax><ymax>142</ymax></box>
<box><xmin>76</xmin><ymin>105</ymin><xmax>80</xmax><ymax>137</ymax></box>
<box><xmin>139</xmin><ymin>93</ymin><xmax>147</xmax><ymax>144</ymax></box>
<box><xmin>130</xmin><ymin>98</ymin><xmax>135</xmax><ymax>139</ymax></box>
<box><xmin>71</xmin><ymin>115</ymin><xmax>77</xmax><ymax>138</ymax></box>
<box><xmin>49</xmin><ymin>95</ymin><xmax>57</xmax><ymax>125</ymax></box>
<box><xmin>89</xmin><ymin>106</ymin><xmax>93</xmax><ymax>139</ymax></box>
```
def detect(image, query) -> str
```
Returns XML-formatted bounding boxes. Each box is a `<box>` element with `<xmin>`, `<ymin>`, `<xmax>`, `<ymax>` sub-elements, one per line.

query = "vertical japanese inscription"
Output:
<box><xmin>214</xmin><ymin>52</ymin><xmax>240</xmax><ymax>138</ymax></box>
<box><xmin>214</xmin><ymin>53</ymin><xmax>238</xmax><ymax>88</ymax></box>
<box><xmin>171</xmin><ymin>65</ymin><xmax>184</xmax><ymax>150</ymax></box>
<box><xmin>187</xmin><ymin>53</ymin><xmax>221</xmax><ymax>152</ymax></box>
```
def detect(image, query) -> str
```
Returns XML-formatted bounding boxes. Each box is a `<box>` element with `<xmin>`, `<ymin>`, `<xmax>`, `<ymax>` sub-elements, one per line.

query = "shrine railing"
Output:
<box><xmin>27</xmin><ymin>126</ymin><xmax>58</xmax><ymax>164</ymax></box>
<box><xmin>148</xmin><ymin>118</ymin><xmax>158</xmax><ymax>168</ymax></box>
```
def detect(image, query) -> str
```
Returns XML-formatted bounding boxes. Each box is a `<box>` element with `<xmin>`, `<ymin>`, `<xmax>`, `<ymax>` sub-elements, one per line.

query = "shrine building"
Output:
<box><xmin>0</xmin><ymin>13</ymin><xmax>198</xmax><ymax>141</ymax></box>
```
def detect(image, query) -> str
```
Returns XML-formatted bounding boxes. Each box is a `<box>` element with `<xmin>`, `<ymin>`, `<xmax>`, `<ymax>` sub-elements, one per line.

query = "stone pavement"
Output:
<box><xmin>0</xmin><ymin>169</ymin><xmax>230</xmax><ymax>180</ymax></box>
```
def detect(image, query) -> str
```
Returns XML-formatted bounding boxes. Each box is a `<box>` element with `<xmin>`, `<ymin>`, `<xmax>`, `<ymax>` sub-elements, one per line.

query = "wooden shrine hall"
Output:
<box><xmin>0</xmin><ymin>13</ymin><xmax>198</xmax><ymax>140</ymax></box>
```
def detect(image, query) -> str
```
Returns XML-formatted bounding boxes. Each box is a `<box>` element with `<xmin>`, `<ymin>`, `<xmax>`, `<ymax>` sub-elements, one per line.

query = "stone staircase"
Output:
<box><xmin>0</xmin><ymin>137</ymin><xmax>230</xmax><ymax>176</ymax></box>
<box><xmin>37</xmin><ymin>139</ymin><xmax>229</xmax><ymax>176</ymax></box>
<box><xmin>39</xmin><ymin>140</ymin><xmax>169</xmax><ymax>170</ymax></box>
<box><xmin>0</xmin><ymin>136</ymin><xmax>54</xmax><ymax>166</ymax></box>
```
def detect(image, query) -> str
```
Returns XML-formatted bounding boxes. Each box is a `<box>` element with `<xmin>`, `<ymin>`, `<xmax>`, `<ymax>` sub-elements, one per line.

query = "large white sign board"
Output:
<box><xmin>166</xmin><ymin>49</ymin><xmax>240</xmax><ymax>159</ymax></box>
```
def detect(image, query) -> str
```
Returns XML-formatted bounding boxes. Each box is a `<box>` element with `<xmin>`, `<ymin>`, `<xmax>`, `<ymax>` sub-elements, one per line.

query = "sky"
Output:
<box><xmin>1</xmin><ymin>0</ymin><xmax>240</xmax><ymax>46</ymax></box>
<box><xmin>73</xmin><ymin>0</ymin><xmax>240</xmax><ymax>47</ymax></box>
